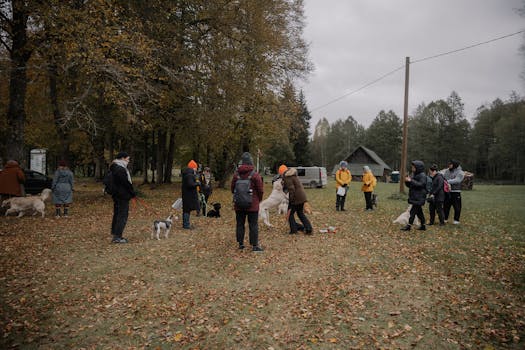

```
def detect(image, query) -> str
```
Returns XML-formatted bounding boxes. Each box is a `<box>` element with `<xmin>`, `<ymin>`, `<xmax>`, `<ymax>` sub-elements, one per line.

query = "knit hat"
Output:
<box><xmin>116</xmin><ymin>152</ymin><xmax>129</xmax><ymax>159</ymax></box>
<box><xmin>278</xmin><ymin>164</ymin><xmax>288</xmax><ymax>175</ymax></box>
<box><xmin>187</xmin><ymin>160</ymin><xmax>198</xmax><ymax>169</ymax></box>
<box><xmin>363</xmin><ymin>165</ymin><xmax>370</xmax><ymax>172</ymax></box>
<box><xmin>340</xmin><ymin>160</ymin><xmax>348</xmax><ymax>168</ymax></box>
<box><xmin>241</xmin><ymin>152</ymin><xmax>253</xmax><ymax>165</ymax></box>
<box><xmin>58</xmin><ymin>160</ymin><xmax>67</xmax><ymax>167</ymax></box>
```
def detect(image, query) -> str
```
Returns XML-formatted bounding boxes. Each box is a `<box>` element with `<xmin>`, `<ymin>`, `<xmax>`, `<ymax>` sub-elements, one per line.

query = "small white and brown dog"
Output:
<box><xmin>152</xmin><ymin>214</ymin><xmax>174</xmax><ymax>240</ymax></box>
<box><xmin>393</xmin><ymin>205</ymin><xmax>420</xmax><ymax>226</ymax></box>
<box><xmin>2</xmin><ymin>188</ymin><xmax>52</xmax><ymax>218</ymax></box>
<box><xmin>259</xmin><ymin>179</ymin><xmax>289</xmax><ymax>227</ymax></box>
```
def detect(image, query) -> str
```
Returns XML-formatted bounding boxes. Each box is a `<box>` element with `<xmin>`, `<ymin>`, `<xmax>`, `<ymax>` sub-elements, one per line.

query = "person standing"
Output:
<box><xmin>109</xmin><ymin>152</ymin><xmax>136</xmax><ymax>243</ymax></box>
<box><xmin>0</xmin><ymin>160</ymin><xmax>25</xmax><ymax>201</ymax></box>
<box><xmin>443</xmin><ymin>159</ymin><xmax>465</xmax><ymax>225</ymax></box>
<box><xmin>199</xmin><ymin>166</ymin><xmax>213</xmax><ymax>203</ymax></box>
<box><xmin>231</xmin><ymin>152</ymin><xmax>264</xmax><ymax>251</ymax></box>
<box><xmin>401</xmin><ymin>160</ymin><xmax>427</xmax><ymax>231</ymax></box>
<box><xmin>335</xmin><ymin>160</ymin><xmax>352</xmax><ymax>211</ymax></box>
<box><xmin>427</xmin><ymin>164</ymin><xmax>445</xmax><ymax>226</ymax></box>
<box><xmin>52</xmin><ymin>160</ymin><xmax>74</xmax><ymax>217</ymax></box>
<box><xmin>361</xmin><ymin>166</ymin><xmax>377</xmax><ymax>211</ymax></box>
<box><xmin>182</xmin><ymin>160</ymin><xmax>200</xmax><ymax>229</ymax></box>
<box><xmin>281</xmin><ymin>165</ymin><xmax>313</xmax><ymax>235</ymax></box>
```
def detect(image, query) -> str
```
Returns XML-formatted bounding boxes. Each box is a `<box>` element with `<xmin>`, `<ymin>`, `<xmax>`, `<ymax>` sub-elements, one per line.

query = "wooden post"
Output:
<box><xmin>400</xmin><ymin>57</ymin><xmax>410</xmax><ymax>193</ymax></box>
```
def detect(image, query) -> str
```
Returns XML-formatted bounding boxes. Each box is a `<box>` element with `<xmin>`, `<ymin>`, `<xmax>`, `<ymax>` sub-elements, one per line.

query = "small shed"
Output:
<box><xmin>333</xmin><ymin>145</ymin><xmax>392</xmax><ymax>181</ymax></box>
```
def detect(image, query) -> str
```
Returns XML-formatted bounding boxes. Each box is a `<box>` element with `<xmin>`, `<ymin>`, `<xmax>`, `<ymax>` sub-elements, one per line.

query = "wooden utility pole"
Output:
<box><xmin>400</xmin><ymin>57</ymin><xmax>410</xmax><ymax>193</ymax></box>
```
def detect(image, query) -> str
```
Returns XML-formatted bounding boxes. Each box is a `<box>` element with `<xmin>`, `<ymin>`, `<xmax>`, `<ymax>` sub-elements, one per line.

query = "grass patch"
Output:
<box><xmin>1</xmin><ymin>181</ymin><xmax>524</xmax><ymax>349</ymax></box>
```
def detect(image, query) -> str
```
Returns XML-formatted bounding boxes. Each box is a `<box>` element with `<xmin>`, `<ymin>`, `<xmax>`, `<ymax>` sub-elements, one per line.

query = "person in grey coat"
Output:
<box><xmin>52</xmin><ymin>160</ymin><xmax>74</xmax><ymax>217</ymax></box>
<box><xmin>443</xmin><ymin>159</ymin><xmax>465</xmax><ymax>225</ymax></box>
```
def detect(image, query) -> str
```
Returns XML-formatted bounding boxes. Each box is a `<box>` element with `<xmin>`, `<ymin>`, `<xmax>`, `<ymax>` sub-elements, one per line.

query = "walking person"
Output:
<box><xmin>231</xmin><ymin>152</ymin><xmax>264</xmax><ymax>251</ymax></box>
<box><xmin>401</xmin><ymin>160</ymin><xmax>427</xmax><ymax>231</ymax></box>
<box><xmin>361</xmin><ymin>166</ymin><xmax>377</xmax><ymax>210</ymax></box>
<box><xmin>182</xmin><ymin>160</ymin><xmax>200</xmax><ymax>229</ymax></box>
<box><xmin>110</xmin><ymin>152</ymin><xmax>136</xmax><ymax>243</ymax></box>
<box><xmin>0</xmin><ymin>160</ymin><xmax>25</xmax><ymax>202</ymax></box>
<box><xmin>427</xmin><ymin>164</ymin><xmax>445</xmax><ymax>226</ymax></box>
<box><xmin>52</xmin><ymin>160</ymin><xmax>74</xmax><ymax>217</ymax></box>
<box><xmin>443</xmin><ymin>159</ymin><xmax>465</xmax><ymax>225</ymax></box>
<box><xmin>281</xmin><ymin>165</ymin><xmax>313</xmax><ymax>235</ymax></box>
<box><xmin>335</xmin><ymin>161</ymin><xmax>351</xmax><ymax>211</ymax></box>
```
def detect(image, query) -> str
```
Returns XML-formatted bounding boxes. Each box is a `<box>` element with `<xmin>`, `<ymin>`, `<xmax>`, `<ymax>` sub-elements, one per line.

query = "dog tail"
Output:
<box><xmin>41</xmin><ymin>188</ymin><xmax>52</xmax><ymax>202</ymax></box>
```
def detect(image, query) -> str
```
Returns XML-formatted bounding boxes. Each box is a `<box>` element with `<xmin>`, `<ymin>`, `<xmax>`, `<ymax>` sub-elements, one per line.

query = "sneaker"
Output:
<box><xmin>112</xmin><ymin>237</ymin><xmax>128</xmax><ymax>243</ymax></box>
<box><xmin>252</xmin><ymin>246</ymin><xmax>264</xmax><ymax>252</ymax></box>
<box><xmin>453</xmin><ymin>221</ymin><xmax>460</xmax><ymax>225</ymax></box>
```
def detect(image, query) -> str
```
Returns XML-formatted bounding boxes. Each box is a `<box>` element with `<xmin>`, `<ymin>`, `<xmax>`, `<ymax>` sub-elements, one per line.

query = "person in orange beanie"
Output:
<box><xmin>181</xmin><ymin>160</ymin><xmax>200</xmax><ymax>229</ymax></box>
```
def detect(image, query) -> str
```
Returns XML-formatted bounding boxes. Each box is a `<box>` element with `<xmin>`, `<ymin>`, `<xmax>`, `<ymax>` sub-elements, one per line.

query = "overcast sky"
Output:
<box><xmin>300</xmin><ymin>0</ymin><xmax>525</xmax><ymax>130</ymax></box>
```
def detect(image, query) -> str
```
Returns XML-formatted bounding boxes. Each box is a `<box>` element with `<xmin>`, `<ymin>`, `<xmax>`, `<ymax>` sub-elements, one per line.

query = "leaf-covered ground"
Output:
<box><xmin>1</xmin><ymin>180</ymin><xmax>524</xmax><ymax>349</ymax></box>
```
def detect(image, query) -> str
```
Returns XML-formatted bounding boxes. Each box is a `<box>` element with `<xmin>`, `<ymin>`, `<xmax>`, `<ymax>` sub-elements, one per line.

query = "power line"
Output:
<box><xmin>311</xmin><ymin>29</ymin><xmax>525</xmax><ymax>113</ymax></box>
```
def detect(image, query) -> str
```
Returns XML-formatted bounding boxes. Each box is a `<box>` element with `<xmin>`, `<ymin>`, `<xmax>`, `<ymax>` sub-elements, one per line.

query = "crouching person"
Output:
<box><xmin>281</xmin><ymin>165</ymin><xmax>313</xmax><ymax>234</ymax></box>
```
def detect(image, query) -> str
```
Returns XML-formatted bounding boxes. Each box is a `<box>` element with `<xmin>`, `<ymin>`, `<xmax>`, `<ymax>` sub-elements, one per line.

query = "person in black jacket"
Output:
<box><xmin>181</xmin><ymin>160</ymin><xmax>200</xmax><ymax>229</ymax></box>
<box><xmin>110</xmin><ymin>152</ymin><xmax>136</xmax><ymax>243</ymax></box>
<box><xmin>401</xmin><ymin>160</ymin><xmax>427</xmax><ymax>231</ymax></box>
<box><xmin>428</xmin><ymin>164</ymin><xmax>445</xmax><ymax>226</ymax></box>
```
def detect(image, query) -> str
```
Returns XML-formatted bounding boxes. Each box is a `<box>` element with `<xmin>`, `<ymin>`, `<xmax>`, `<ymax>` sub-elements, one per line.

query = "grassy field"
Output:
<box><xmin>0</xmin><ymin>179</ymin><xmax>524</xmax><ymax>349</ymax></box>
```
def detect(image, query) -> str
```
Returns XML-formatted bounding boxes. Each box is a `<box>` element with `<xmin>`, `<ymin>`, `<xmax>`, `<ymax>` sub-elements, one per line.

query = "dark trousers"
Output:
<box><xmin>336</xmin><ymin>193</ymin><xmax>347</xmax><ymax>210</ymax></box>
<box><xmin>429</xmin><ymin>200</ymin><xmax>445</xmax><ymax>224</ymax></box>
<box><xmin>289</xmin><ymin>203</ymin><xmax>312</xmax><ymax>233</ymax></box>
<box><xmin>112</xmin><ymin>198</ymin><xmax>130</xmax><ymax>237</ymax></box>
<box><xmin>409</xmin><ymin>204</ymin><xmax>425</xmax><ymax>226</ymax></box>
<box><xmin>236</xmin><ymin>211</ymin><xmax>259</xmax><ymax>247</ymax></box>
<box><xmin>364</xmin><ymin>192</ymin><xmax>373</xmax><ymax>209</ymax></box>
<box><xmin>444</xmin><ymin>192</ymin><xmax>462</xmax><ymax>221</ymax></box>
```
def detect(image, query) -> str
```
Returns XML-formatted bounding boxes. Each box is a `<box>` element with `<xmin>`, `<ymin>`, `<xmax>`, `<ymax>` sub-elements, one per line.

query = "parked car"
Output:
<box><xmin>295</xmin><ymin>166</ymin><xmax>327</xmax><ymax>188</ymax></box>
<box><xmin>24</xmin><ymin>170</ymin><xmax>53</xmax><ymax>195</ymax></box>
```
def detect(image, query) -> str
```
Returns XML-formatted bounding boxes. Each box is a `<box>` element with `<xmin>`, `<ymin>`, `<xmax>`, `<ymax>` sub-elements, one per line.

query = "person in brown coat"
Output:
<box><xmin>281</xmin><ymin>166</ymin><xmax>312</xmax><ymax>234</ymax></box>
<box><xmin>0</xmin><ymin>160</ymin><xmax>25</xmax><ymax>200</ymax></box>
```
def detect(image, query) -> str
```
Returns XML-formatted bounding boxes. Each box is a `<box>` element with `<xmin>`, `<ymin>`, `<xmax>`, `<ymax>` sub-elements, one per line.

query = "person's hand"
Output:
<box><xmin>405</xmin><ymin>176</ymin><xmax>411</xmax><ymax>182</ymax></box>
<box><xmin>343</xmin><ymin>184</ymin><xmax>348</xmax><ymax>187</ymax></box>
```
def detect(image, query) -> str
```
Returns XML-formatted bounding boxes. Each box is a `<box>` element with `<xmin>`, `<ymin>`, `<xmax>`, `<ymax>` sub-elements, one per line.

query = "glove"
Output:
<box><xmin>343</xmin><ymin>184</ymin><xmax>348</xmax><ymax>187</ymax></box>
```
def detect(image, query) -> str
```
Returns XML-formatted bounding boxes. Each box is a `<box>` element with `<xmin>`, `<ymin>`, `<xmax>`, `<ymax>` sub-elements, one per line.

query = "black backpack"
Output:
<box><xmin>233</xmin><ymin>170</ymin><xmax>255</xmax><ymax>209</ymax></box>
<box><xmin>103</xmin><ymin>170</ymin><xmax>116</xmax><ymax>195</ymax></box>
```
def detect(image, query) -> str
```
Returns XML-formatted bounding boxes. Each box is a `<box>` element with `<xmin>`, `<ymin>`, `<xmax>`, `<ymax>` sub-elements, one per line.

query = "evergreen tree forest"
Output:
<box><xmin>1</xmin><ymin>1</ymin><xmax>524</xmax><ymax>184</ymax></box>
<box><xmin>310</xmin><ymin>92</ymin><xmax>525</xmax><ymax>184</ymax></box>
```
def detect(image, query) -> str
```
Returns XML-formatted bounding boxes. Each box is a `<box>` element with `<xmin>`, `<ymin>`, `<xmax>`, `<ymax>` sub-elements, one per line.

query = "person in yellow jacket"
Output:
<box><xmin>361</xmin><ymin>165</ymin><xmax>377</xmax><ymax>210</ymax></box>
<box><xmin>335</xmin><ymin>161</ymin><xmax>352</xmax><ymax>211</ymax></box>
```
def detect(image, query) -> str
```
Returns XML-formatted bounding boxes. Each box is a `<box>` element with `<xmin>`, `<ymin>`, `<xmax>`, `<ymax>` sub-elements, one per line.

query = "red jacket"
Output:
<box><xmin>0</xmin><ymin>160</ymin><xmax>25</xmax><ymax>196</ymax></box>
<box><xmin>231</xmin><ymin>164</ymin><xmax>264</xmax><ymax>212</ymax></box>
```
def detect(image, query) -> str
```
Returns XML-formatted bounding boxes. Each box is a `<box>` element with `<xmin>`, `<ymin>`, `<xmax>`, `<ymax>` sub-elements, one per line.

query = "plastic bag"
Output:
<box><xmin>171</xmin><ymin>198</ymin><xmax>182</xmax><ymax>210</ymax></box>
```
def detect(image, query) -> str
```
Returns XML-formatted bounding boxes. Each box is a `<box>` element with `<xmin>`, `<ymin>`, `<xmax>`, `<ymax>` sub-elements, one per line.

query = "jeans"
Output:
<box><xmin>289</xmin><ymin>203</ymin><xmax>312</xmax><ymax>233</ymax></box>
<box><xmin>444</xmin><ymin>192</ymin><xmax>462</xmax><ymax>221</ymax></box>
<box><xmin>236</xmin><ymin>210</ymin><xmax>259</xmax><ymax>246</ymax></box>
<box><xmin>112</xmin><ymin>198</ymin><xmax>130</xmax><ymax>237</ymax></box>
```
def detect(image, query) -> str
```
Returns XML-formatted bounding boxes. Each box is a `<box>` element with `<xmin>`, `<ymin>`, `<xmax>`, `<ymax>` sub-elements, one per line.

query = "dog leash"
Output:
<box><xmin>131</xmin><ymin>197</ymin><xmax>161</xmax><ymax>216</ymax></box>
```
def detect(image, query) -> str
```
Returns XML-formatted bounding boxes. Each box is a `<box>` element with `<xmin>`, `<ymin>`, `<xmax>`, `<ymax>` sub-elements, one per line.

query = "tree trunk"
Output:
<box><xmin>142</xmin><ymin>132</ymin><xmax>149</xmax><ymax>184</ymax></box>
<box><xmin>164</xmin><ymin>132</ymin><xmax>175</xmax><ymax>183</ymax></box>
<box><xmin>6</xmin><ymin>1</ymin><xmax>32</xmax><ymax>166</ymax></box>
<box><xmin>48</xmin><ymin>64</ymin><xmax>70</xmax><ymax>163</ymax></box>
<box><xmin>156</xmin><ymin>130</ymin><xmax>166</xmax><ymax>183</ymax></box>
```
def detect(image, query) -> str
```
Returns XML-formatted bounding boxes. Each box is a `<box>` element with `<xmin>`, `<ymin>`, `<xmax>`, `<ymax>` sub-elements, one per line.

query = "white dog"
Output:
<box><xmin>2</xmin><ymin>188</ymin><xmax>52</xmax><ymax>218</ymax></box>
<box><xmin>152</xmin><ymin>215</ymin><xmax>173</xmax><ymax>240</ymax></box>
<box><xmin>259</xmin><ymin>179</ymin><xmax>289</xmax><ymax>227</ymax></box>
<box><xmin>393</xmin><ymin>205</ymin><xmax>420</xmax><ymax>226</ymax></box>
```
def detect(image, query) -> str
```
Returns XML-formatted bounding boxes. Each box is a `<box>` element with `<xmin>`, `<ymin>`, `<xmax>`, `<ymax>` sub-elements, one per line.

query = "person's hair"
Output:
<box><xmin>429</xmin><ymin>164</ymin><xmax>438</xmax><ymax>171</ymax></box>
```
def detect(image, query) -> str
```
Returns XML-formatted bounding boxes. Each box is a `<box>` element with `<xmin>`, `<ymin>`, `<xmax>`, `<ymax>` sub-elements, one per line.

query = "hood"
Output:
<box><xmin>5</xmin><ymin>160</ymin><xmax>20</xmax><ymax>168</ymax></box>
<box><xmin>237</xmin><ymin>164</ymin><xmax>255</xmax><ymax>176</ymax></box>
<box><xmin>284</xmin><ymin>167</ymin><xmax>297</xmax><ymax>177</ymax></box>
<box><xmin>411</xmin><ymin>160</ymin><xmax>425</xmax><ymax>174</ymax></box>
<box><xmin>182</xmin><ymin>167</ymin><xmax>196</xmax><ymax>176</ymax></box>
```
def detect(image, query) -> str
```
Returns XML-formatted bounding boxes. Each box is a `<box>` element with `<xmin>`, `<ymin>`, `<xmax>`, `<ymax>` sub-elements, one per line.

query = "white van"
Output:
<box><xmin>296</xmin><ymin>166</ymin><xmax>327</xmax><ymax>188</ymax></box>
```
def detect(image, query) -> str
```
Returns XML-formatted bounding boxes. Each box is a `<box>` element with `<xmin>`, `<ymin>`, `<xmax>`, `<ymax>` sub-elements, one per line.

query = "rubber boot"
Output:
<box><xmin>55</xmin><ymin>208</ymin><xmax>61</xmax><ymax>217</ymax></box>
<box><xmin>63</xmin><ymin>207</ymin><xmax>69</xmax><ymax>217</ymax></box>
<box><xmin>417</xmin><ymin>224</ymin><xmax>426</xmax><ymax>231</ymax></box>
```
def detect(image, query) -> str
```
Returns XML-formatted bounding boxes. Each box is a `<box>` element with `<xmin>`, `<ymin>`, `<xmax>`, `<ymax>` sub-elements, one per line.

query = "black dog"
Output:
<box><xmin>206</xmin><ymin>202</ymin><xmax>221</xmax><ymax>218</ymax></box>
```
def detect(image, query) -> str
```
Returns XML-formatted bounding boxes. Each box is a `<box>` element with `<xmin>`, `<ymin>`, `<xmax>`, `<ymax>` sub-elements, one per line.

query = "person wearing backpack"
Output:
<box><xmin>181</xmin><ymin>160</ymin><xmax>200</xmax><ymax>229</ymax></box>
<box><xmin>109</xmin><ymin>152</ymin><xmax>136</xmax><ymax>243</ymax></box>
<box><xmin>401</xmin><ymin>160</ymin><xmax>427</xmax><ymax>231</ymax></box>
<box><xmin>231</xmin><ymin>152</ymin><xmax>264</xmax><ymax>251</ymax></box>
<box><xmin>281</xmin><ymin>165</ymin><xmax>313</xmax><ymax>235</ymax></box>
<box><xmin>443</xmin><ymin>159</ymin><xmax>465</xmax><ymax>225</ymax></box>
<box><xmin>427</xmin><ymin>164</ymin><xmax>445</xmax><ymax>226</ymax></box>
